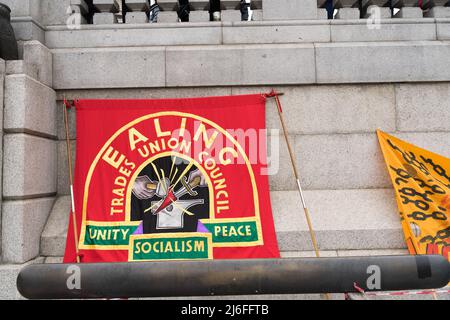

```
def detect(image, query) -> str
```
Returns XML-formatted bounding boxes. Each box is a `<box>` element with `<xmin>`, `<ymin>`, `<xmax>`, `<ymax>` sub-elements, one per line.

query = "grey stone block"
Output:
<box><xmin>262</xmin><ymin>0</ymin><xmax>317</xmax><ymax>20</ymax></box>
<box><xmin>41</xmin><ymin>0</ymin><xmax>72</xmax><ymax>26</ymax></box>
<box><xmin>221</xmin><ymin>10</ymin><xmax>242</xmax><ymax>22</ymax></box>
<box><xmin>5</xmin><ymin>60</ymin><xmax>38</xmax><ymax>79</ymax></box>
<box><xmin>331</xmin><ymin>22</ymin><xmax>436</xmax><ymax>42</ymax></box>
<box><xmin>44</xmin><ymin>256</ymin><xmax>64</xmax><ymax>263</ymax></box>
<box><xmin>1</xmin><ymin>197</ymin><xmax>55</xmax><ymax>263</ymax></box>
<box><xmin>396</xmin><ymin>83</ymin><xmax>450</xmax><ymax>132</ymax></box>
<box><xmin>125</xmin><ymin>0</ymin><xmax>149</xmax><ymax>11</ymax></box>
<box><xmin>268</xmin><ymin>134</ymin><xmax>297</xmax><ymax>191</ymax></box>
<box><xmin>41</xmin><ymin>196</ymin><xmax>70</xmax><ymax>257</ymax></box>
<box><xmin>23</xmin><ymin>40</ymin><xmax>53</xmax><ymax>87</ymax></box>
<box><xmin>93</xmin><ymin>12</ymin><xmax>118</xmax><ymax>24</ymax></box>
<box><xmin>437</xmin><ymin>20</ymin><xmax>450</xmax><ymax>40</ymax></box>
<box><xmin>232</xmin><ymin>84</ymin><xmax>396</xmax><ymax>135</ymax></box>
<box><xmin>0</xmin><ymin>264</ymin><xmax>24</xmax><ymax>299</ymax></box>
<box><xmin>394</xmin><ymin>7</ymin><xmax>423</xmax><ymax>18</ymax></box>
<box><xmin>1</xmin><ymin>0</ymin><xmax>41</xmax><ymax>20</ymax></box>
<box><xmin>10</xmin><ymin>20</ymin><xmax>45</xmax><ymax>43</ymax></box>
<box><xmin>52</xmin><ymin>47</ymin><xmax>166</xmax><ymax>89</ymax></box>
<box><xmin>424</xmin><ymin>6</ymin><xmax>450</xmax><ymax>17</ymax></box>
<box><xmin>252</xmin><ymin>9</ymin><xmax>263</xmax><ymax>20</ymax></box>
<box><xmin>272</xmin><ymin>189</ymin><xmax>404</xmax><ymax>251</ymax></box>
<box><xmin>57</xmin><ymin>140</ymin><xmax>75</xmax><ymax>196</ymax></box>
<box><xmin>93</xmin><ymin>0</ymin><xmax>120</xmax><ymax>12</ymax></box>
<box><xmin>45</xmin><ymin>24</ymin><xmax>222</xmax><ymax>48</ymax></box>
<box><xmin>316</xmin><ymin>41</ymin><xmax>450</xmax><ymax>83</ymax></box>
<box><xmin>317</xmin><ymin>8</ymin><xmax>328</xmax><ymax>19</ymax></box>
<box><xmin>4</xmin><ymin>75</ymin><xmax>57</xmax><ymax>137</ymax></box>
<box><xmin>57</xmin><ymin>86</ymin><xmax>233</xmax><ymax>100</ymax></box>
<box><xmin>125</xmin><ymin>11</ymin><xmax>148</xmax><ymax>23</ymax></box>
<box><xmin>0</xmin><ymin>257</ymin><xmax>44</xmax><ymax>300</ymax></box>
<box><xmin>166</xmin><ymin>44</ymin><xmax>315</xmax><ymax>86</ymax></box>
<box><xmin>3</xmin><ymin>134</ymin><xmax>57</xmax><ymax>198</ymax></box>
<box><xmin>223</xmin><ymin>22</ymin><xmax>330</xmax><ymax>44</ymax></box>
<box><xmin>189</xmin><ymin>11</ymin><xmax>210</xmax><ymax>22</ymax></box>
<box><xmin>336</xmin><ymin>8</ymin><xmax>360</xmax><ymax>19</ymax></box>
<box><xmin>157</xmin><ymin>11</ymin><xmax>179</xmax><ymax>23</ymax></box>
<box><xmin>294</xmin><ymin>133</ymin><xmax>392</xmax><ymax>190</ymax></box>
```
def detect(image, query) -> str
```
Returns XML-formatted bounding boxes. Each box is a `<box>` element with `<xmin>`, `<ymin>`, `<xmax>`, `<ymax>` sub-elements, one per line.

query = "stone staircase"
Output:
<box><xmin>0</xmin><ymin>0</ymin><xmax>450</xmax><ymax>299</ymax></box>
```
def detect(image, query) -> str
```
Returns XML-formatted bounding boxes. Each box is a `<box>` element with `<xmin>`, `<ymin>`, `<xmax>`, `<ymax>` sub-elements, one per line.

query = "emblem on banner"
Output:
<box><xmin>78</xmin><ymin>112</ymin><xmax>263</xmax><ymax>261</ymax></box>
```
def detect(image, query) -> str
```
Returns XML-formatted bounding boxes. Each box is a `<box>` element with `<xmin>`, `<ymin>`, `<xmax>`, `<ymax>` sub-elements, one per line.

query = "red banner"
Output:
<box><xmin>64</xmin><ymin>94</ymin><xmax>280</xmax><ymax>262</ymax></box>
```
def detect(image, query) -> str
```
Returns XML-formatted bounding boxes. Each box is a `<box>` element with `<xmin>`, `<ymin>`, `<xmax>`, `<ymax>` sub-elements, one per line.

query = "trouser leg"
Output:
<box><xmin>178</xmin><ymin>0</ymin><xmax>190</xmax><ymax>21</ymax></box>
<box><xmin>240</xmin><ymin>0</ymin><xmax>252</xmax><ymax>21</ymax></box>
<box><xmin>148</xmin><ymin>0</ymin><xmax>160</xmax><ymax>22</ymax></box>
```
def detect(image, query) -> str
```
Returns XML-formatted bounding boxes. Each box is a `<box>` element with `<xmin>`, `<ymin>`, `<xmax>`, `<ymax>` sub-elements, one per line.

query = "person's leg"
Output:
<box><xmin>240</xmin><ymin>0</ymin><xmax>252</xmax><ymax>21</ymax></box>
<box><xmin>148</xmin><ymin>0</ymin><xmax>160</xmax><ymax>23</ymax></box>
<box><xmin>178</xmin><ymin>0</ymin><xmax>190</xmax><ymax>21</ymax></box>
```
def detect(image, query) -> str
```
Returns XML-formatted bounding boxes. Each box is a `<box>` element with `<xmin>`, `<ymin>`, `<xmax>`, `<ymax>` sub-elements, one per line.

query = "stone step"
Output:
<box><xmin>44</xmin><ymin>18</ymin><xmax>447</xmax><ymax>49</ymax></box>
<box><xmin>40</xmin><ymin>189</ymin><xmax>406</xmax><ymax>257</ymax></box>
<box><xmin>50</xmin><ymin>40</ymin><xmax>450</xmax><ymax>89</ymax></box>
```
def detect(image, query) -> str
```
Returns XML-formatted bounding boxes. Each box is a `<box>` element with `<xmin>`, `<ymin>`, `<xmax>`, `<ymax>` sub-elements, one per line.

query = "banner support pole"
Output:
<box><xmin>265</xmin><ymin>90</ymin><xmax>330</xmax><ymax>300</ymax></box>
<box><xmin>63</xmin><ymin>96</ymin><xmax>81</xmax><ymax>263</ymax></box>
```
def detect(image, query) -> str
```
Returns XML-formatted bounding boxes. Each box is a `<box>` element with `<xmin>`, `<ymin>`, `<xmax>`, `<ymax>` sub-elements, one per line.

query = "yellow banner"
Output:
<box><xmin>377</xmin><ymin>130</ymin><xmax>449</xmax><ymax>262</ymax></box>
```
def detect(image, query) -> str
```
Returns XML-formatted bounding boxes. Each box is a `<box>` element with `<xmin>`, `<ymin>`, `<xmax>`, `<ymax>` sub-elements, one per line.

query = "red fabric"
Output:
<box><xmin>63</xmin><ymin>94</ymin><xmax>280</xmax><ymax>263</ymax></box>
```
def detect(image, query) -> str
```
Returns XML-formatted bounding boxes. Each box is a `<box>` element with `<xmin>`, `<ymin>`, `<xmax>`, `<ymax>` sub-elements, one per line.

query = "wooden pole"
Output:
<box><xmin>266</xmin><ymin>90</ymin><xmax>330</xmax><ymax>299</ymax></box>
<box><xmin>63</xmin><ymin>97</ymin><xmax>80</xmax><ymax>263</ymax></box>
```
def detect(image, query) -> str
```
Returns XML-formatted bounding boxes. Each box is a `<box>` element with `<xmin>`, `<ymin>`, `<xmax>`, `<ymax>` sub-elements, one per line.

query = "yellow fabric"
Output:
<box><xmin>377</xmin><ymin>130</ymin><xmax>449</xmax><ymax>262</ymax></box>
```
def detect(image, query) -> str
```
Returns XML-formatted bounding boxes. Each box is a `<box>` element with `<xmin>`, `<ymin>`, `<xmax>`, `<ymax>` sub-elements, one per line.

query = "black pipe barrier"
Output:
<box><xmin>17</xmin><ymin>255</ymin><xmax>449</xmax><ymax>299</ymax></box>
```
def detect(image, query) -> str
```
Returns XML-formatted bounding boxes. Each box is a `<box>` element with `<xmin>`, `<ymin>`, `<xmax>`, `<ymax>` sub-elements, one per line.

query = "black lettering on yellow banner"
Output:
<box><xmin>377</xmin><ymin>130</ymin><xmax>450</xmax><ymax>263</ymax></box>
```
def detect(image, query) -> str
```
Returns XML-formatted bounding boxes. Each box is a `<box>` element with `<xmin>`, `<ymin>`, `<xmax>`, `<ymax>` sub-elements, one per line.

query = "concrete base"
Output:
<box><xmin>125</xmin><ymin>11</ymin><xmax>149</xmax><ymax>24</ymax></box>
<box><xmin>262</xmin><ymin>0</ymin><xmax>318</xmax><ymax>20</ymax></box>
<box><xmin>336</xmin><ymin>8</ymin><xmax>360</xmax><ymax>19</ymax></box>
<box><xmin>93</xmin><ymin>12</ymin><xmax>118</xmax><ymax>24</ymax></box>
<box><xmin>394</xmin><ymin>7</ymin><xmax>423</xmax><ymax>18</ymax></box>
<box><xmin>158</xmin><ymin>11</ymin><xmax>179</xmax><ymax>23</ymax></box>
<box><xmin>2</xmin><ymin>198</ymin><xmax>55</xmax><ymax>263</ymax></box>
<box><xmin>317</xmin><ymin>8</ymin><xmax>328</xmax><ymax>20</ymax></box>
<box><xmin>425</xmin><ymin>6</ymin><xmax>450</xmax><ymax>18</ymax></box>
<box><xmin>189</xmin><ymin>11</ymin><xmax>210</xmax><ymax>22</ymax></box>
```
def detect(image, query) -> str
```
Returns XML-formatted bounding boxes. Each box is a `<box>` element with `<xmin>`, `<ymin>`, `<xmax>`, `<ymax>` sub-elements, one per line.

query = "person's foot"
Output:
<box><xmin>240</xmin><ymin>0</ymin><xmax>252</xmax><ymax>21</ymax></box>
<box><xmin>149</xmin><ymin>3</ymin><xmax>160</xmax><ymax>23</ymax></box>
